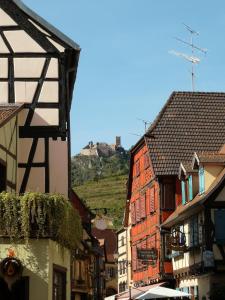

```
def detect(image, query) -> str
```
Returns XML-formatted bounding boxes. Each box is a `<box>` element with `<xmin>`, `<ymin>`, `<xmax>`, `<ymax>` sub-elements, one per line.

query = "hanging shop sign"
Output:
<box><xmin>167</xmin><ymin>227</ymin><xmax>187</xmax><ymax>252</ymax></box>
<box><xmin>0</xmin><ymin>257</ymin><xmax>23</xmax><ymax>290</ymax></box>
<box><xmin>137</xmin><ymin>248</ymin><xmax>158</xmax><ymax>261</ymax></box>
<box><xmin>142</xmin><ymin>260</ymin><xmax>156</xmax><ymax>266</ymax></box>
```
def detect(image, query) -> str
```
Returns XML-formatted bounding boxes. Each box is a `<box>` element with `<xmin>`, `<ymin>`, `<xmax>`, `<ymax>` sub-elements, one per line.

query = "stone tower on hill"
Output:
<box><xmin>80</xmin><ymin>136</ymin><xmax>124</xmax><ymax>157</ymax></box>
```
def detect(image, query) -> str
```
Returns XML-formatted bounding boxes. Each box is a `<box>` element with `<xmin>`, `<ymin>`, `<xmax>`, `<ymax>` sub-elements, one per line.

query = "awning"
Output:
<box><xmin>136</xmin><ymin>286</ymin><xmax>191</xmax><ymax>299</ymax></box>
<box><xmin>105</xmin><ymin>283</ymin><xmax>165</xmax><ymax>300</ymax></box>
<box><xmin>104</xmin><ymin>296</ymin><xmax>117</xmax><ymax>300</ymax></box>
<box><xmin>105</xmin><ymin>285</ymin><xmax>191</xmax><ymax>300</ymax></box>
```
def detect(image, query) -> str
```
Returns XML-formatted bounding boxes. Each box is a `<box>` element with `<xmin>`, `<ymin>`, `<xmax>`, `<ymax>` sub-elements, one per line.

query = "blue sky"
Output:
<box><xmin>25</xmin><ymin>0</ymin><xmax>225</xmax><ymax>155</ymax></box>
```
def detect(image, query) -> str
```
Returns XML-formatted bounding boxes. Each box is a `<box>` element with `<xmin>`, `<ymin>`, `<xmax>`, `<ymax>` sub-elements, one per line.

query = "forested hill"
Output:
<box><xmin>71</xmin><ymin>152</ymin><xmax>130</xmax><ymax>228</ymax></box>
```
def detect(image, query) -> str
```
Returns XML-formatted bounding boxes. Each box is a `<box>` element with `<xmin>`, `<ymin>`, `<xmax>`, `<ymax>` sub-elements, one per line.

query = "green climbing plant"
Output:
<box><xmin>0</xmin><ymin>192</ymin><xmax>82</xmax><ymax>251</ymax></box>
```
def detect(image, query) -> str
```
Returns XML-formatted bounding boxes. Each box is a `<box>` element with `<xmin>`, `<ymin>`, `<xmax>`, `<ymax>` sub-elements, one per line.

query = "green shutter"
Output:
<box><xmin>181</xmin><ymin>181</ymin><xmax>186</xmax><ymax>204</ymax></box>
<box><xmin>188</xmin><ymin>175</ymin><xmax>193</xmax><ymax>201</ymax></box>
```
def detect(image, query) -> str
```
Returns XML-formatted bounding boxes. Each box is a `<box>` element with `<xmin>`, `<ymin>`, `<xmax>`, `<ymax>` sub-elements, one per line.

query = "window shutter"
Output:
<box><xmin>188</xmin><ymin>175</ymin><xmax>193</xmax><ymax>201</ymax></box>
<box><xmin>140</xmin><ymin>194</ymin><xmax>146</xmax><ymax>219</ymax></box>
<box><xmin>132</xmin><ymin>246</ymin><xmax>137</xmax><ymax>271</ymax></box>
<box><xmin>131</xmin><ymin>203</ymin><xmax>136</xmax><ymax>225</ymax></box>
<box><xmin>215</xmin><ymin>209</ymin><xmax>225</xmax><ymax>245</ymax></box>
<box><xmin>150</xmin><ymin>187</ymin><xmax>155</xmax><ymax>213</ymax></box>
<box><xmin>144</xmin><ymin>153</ymin><xmax>150</xmax><ymax>169</ymax></box>
<box><xmin>136</xmin><ymin>199</ymin><xmax>140</xmax><ymax>222</ymax></box>
<box><xmin>199</xmin><ymin>167</ymin><xmax>205</xmax><ymax>194</ymax></box>
<box><xmin>136</xmin><ymin>160</ymin><xmax>140</xmax><ymax>177</ymax></box>
<box><xmin>189</xmin><ymin>219</ymin><xmax>194</xmax><ymax>247</ymax></box>
<box><xmin>181</xmin><ymin>181</ymin><xmax>186</xmax><ymax>204</ymax></box>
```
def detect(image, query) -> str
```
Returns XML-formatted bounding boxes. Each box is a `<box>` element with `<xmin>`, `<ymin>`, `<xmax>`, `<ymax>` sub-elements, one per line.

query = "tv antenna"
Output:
<box><xmin>169</xmin><ymin>23</ymin><xmax>207</xmax><ymax>91</ymax></box>
<box><xmin>137</xmin><ymin>118</ymin><xmax>152</xmax><ymax>132</ymax></box>
<box><xmin>129</xmin><ymin>132</ymin><xmax>142</xmax><ymax>137</ymax></box>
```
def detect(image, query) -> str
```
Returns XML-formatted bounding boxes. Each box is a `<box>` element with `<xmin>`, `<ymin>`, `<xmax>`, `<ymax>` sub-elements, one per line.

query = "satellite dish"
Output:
<box><xmin>95</xmin><ymin>218</ymin><xmax>107</xmax><ymax>230</ymax></box>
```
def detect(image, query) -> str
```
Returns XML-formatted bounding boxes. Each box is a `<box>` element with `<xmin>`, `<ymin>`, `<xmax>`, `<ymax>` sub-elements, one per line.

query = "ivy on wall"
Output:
<box><xmin>0</xmin><ymin>192</ymin><xmax>82</xmax><ymax>251</ymax></box>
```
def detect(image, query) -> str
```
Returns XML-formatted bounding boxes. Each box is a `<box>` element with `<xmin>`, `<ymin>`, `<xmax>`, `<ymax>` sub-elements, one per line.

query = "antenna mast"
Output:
<box><xmin>170</xmin><ymin>24</ymin><xmax>207</xmax><ymax>91</ymax></box>
<box><xmin>137</xmin><ymin>118</ymin><xmax>151</xmax><ymax>132</ymax></box>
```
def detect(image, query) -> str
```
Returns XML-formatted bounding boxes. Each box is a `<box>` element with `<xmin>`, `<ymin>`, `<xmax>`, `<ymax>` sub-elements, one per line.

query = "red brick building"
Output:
<box><xmin>127</xmin><ymin>92</ymin><xmax>225</xmax><ymax>287</ymax></box>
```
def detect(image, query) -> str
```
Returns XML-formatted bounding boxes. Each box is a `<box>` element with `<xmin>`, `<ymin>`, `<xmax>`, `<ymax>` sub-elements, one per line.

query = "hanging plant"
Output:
<box><xmin>0</xmin><ymin>192</ymin><xmax>82</xmax><ymax>251</ymax></box>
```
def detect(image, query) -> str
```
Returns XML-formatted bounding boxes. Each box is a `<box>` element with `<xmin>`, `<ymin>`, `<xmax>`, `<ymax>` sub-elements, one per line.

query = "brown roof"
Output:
<box><xmin>92</xmin><ymin>228</ymin><xmax>117</xmax><ymax>262</ymax></box>
<box><xmin>162</xmin><ymin>167</ymin><xmax>225</xmax><ymax>228</ymax></box>
<box><xmin>146</xmin><ymin>92</ymin><xmax>225</xmax><ymax>175</ymax></box>
<box><xmin>0</xmin><ymin>104</ymin><xmax>23</xmax><ymax>128</ymax></box>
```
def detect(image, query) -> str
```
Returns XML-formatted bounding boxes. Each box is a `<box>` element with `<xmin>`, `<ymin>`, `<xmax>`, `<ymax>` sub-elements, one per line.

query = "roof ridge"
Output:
<box><xmin>147</xmin><ymin>91</ymin><xmax>176</xmax><ymax>134</ymax></box>
<box><xmin>147</xmin><ymin>90</ymin><xmax>225</xmax><ymax>135</ymax></box>
<box><xmin>12</xmin><ymin>0</ymin><xmax>80</xmax><ymax>50</ymax></box>
<box><xmin>173</xmin><ymin>91</ymin><xmax>225</xmax><ymax>95</ymax></box>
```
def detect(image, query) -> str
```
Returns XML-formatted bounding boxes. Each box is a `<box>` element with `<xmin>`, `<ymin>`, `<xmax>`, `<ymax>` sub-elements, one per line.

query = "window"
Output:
<box><xmin>119</xmin><ymin>262</ymin><xmax>122</xmax><ymax>275</ymax></box>
<box><xmin>161</xmin><ymin>180</ymin><xmax>175</xmax><ymax>210</ymax></box>
<box><xmin>53</xmin><ymin>266</ymin><xmax>66</xmax><ymax>300</ymax></box>
<box><xmin>199</xmin><ymin>167</ymin><xmax>205</xmax><ymax>194</ymax></box>
<box><xmin>164</xmin><ymin>233</ymin><xmax>172</xmax><ymax>260</ymax></box>
<box><xmin>189</xmin><ymin>216</ymin><xmax>199</xmax><ymax>247</ymax></box>
<box><xmin>122</xmin><ymin>260</ymin><xmax>126</xmax><ymax>274</ymax></box>
<box><xmin>107</xmin><ymin>267</ymin><xmax>115</xmax><ymax>278</ymax></box>
<box><xmin>0</xmin><ymin>162</ymin><xmax>6</xmax><ymax>192</ymax></box>
<box><xmin>121</xmin><ymin>236</ymin><xmax>125</xmax><ymax>247</ymax></box>
<box><xmin>215</xmin><ymin>209</ymin><xmax>225</xmax><ymax>245</ymax></box>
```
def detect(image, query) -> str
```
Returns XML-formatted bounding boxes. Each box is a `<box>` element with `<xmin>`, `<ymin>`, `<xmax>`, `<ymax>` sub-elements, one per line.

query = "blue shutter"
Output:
<box><xmin>181</xmin><ymin>181</ymin><xmax>186</xmax><ymax>204</ymax></box>
<box><xmin>188</xmin><ymin>175</ymin><xmax>193</xmax><ymax>201</ymax></box>
<box><xmin>215</xmin><ymin>210</ymin><xmax>225</xmax><ymax>245</ymax></box>
<box><xmin>199</xmin><ymin>167</ymin><xmax>205</xmax><ymax>194</ymax></box>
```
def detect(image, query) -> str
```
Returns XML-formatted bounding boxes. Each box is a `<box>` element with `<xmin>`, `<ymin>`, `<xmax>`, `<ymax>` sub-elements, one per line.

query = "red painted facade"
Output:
<box><xmin>129</xmin><ymin>141</ymin><xmax>177</xmax><ymax>285</ymax></box>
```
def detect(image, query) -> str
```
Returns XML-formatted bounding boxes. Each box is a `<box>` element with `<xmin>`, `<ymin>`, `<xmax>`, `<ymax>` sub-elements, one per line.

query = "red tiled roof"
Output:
<box><xmin>146</xmin><ymin>92</ymin><xmax>225</xmax><ymax>175</ymax></box>
<box><xmin>92</xmin><ymin>228</ymin><xmax>117</xmax><ymax>262</ymax></box>
<box><xmin>0</xmin><ymin>104</ymin><xmax>23</xmax><ymax>128</ymax></box>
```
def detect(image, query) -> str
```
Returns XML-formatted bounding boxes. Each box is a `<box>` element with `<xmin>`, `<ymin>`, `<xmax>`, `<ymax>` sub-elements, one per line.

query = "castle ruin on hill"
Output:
<box><xmin>80</xmin><ymin>136</ymin><xmax>124</xmax><ymax>157</ymax></box>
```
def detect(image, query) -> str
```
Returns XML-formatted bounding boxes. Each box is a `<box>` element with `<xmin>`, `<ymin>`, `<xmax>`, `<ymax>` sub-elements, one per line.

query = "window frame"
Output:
<box><xmin>52</xmin><ymin>264</ymin><xmax>67</xmax><ymax>300</ymax></box>
<box><xmin>0</xmin><ymin>160</ymin><xmax>6</xmax><ymax>193</ymax></box>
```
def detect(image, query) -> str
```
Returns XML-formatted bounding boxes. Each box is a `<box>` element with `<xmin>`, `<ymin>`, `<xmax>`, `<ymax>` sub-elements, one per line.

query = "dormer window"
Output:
<box><xmin>199</xmin><ymin>167</ymin><xmax>205</xmax><ymax>194</ymax></box>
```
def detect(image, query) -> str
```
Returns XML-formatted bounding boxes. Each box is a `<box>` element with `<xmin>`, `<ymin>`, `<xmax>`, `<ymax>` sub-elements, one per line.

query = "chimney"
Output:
<box><xmin>116</xmin><ymin>136</ymin><xmax>121</xmax><ymax>147</ymax></box>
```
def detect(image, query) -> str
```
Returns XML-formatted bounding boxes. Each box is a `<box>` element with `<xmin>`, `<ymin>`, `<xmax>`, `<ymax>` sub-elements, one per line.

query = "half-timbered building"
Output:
<box><xmin>0</xmin><ymin>0</ymin><xmax>80</xmax><ymax>197</ymax></box>
<box><xmin>0</xmin><ymin>1</ymin><xmax>80</xmax><ymax>299</ymax></box>
<box><xmin>127</xmin><ymin>92</ymin><xmax>225</xmax><ymax>288</ymax></box>
<box><xmin>163</xmin><ymin>150</ymin><xmax>225</xmax><ymax>299</ymax></box>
